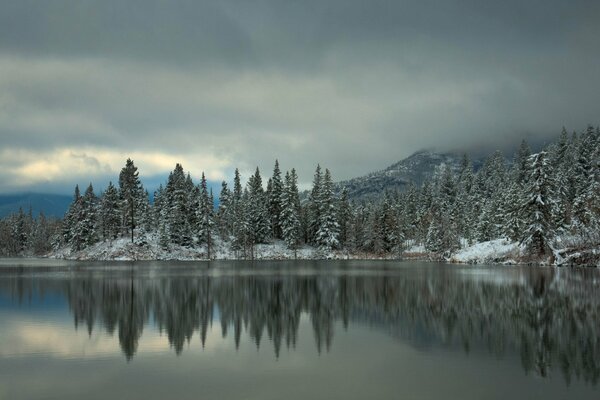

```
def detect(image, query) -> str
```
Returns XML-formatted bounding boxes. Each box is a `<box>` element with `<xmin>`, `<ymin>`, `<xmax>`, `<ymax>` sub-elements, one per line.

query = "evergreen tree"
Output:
<box><xmin>197</xmin><ymin>172</ymin><xmax>215</xmax><ymax>258</ymax></box>
<box><xmin>268</xmin><ymin>160</ymin><xmax>284</xmax><ymax>239</ymax></box>
<box><xmin>245</xmin><ymin>168</ymin><xmax>270</xmax><ymax>257</ymax></box>
<box><xmin>308</xmin><ymin>165</ymin><xmax>323</xmax><ymax>245</ymax></box>
<box><xmin>516</xmin><ymin>140</ymin><xmax>531</xmax><ymax>186</ymax></box>
<box><xmin>118</xmin><ymin>158</ymin><xmax>145</xmax><ymax>243</ymax></box>
<box><xmin>231</xmin><ymin>168</ymin><xmax>245</xmax><ymax>254</ymax></box>
<box><xmin>337</xmin><ymin>187</ymin><xmax>352</xmax><ymax>248</ymax></box>
<box><xmin>315</xmin><ymin>169</ymin><xmax>339</xmax><ymax>249</ymax></box>
<box><xmin>217</xmin><ymin>180</ymin><xmax>232</xmax><ymax>237</ymax></box>
<box><xmin>520</xmin><ymin>152</ymin><xmax>555</xmax><ymax>257</ymax></box>
<box><xmin>62</xmin><ymin>185</ymin><xmax>82</xmax><ymax>249</ymax></box>
<box><xmin>425</xmin><ymin>203</ymin><xmax>444</xmax><ymax>255</ymax></box>
<box><xmin>165</xmin><ymin>164</ymin><xmax>192</xmax><ymax>246</ymax></box>
<box><xmin>78</xmin><ymin>183</ymin><xmax>98</xmax><ymax>248</ymax></box>
<box><xmin>100</xmin><ymin>182</ymin><xmax>121</xmax><ymax>241</ymax></box>
<box><xmin>280</xmin><ymin>169</ymin><xmax>302</xmax><ymax>254</ymax></box>
<box><xmin>572</xmin><ymin>126</ymin><xmax>596</xmax><ymax>231</ymax></box>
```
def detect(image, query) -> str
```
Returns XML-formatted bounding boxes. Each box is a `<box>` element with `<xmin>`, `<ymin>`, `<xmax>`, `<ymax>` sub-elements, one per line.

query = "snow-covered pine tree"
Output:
<box><xmin>308</xmin><ymin>165</ymin><xmax>323</xmax><ymax>245</ymax></box>
<box><xmin>315</xmin><ymin>168</ymin><xmax>339</xmax><ymax>249</ymax></box>
<box><xmin>365</xmin><ymin>203</ymin><xmax>384</xmax><ymax>254</ymax></box>
<box><xmin>280</xmin><ymin>169</ymin><xmax>302</xmax><ymax>254</ymax></box>
<box><xmin>547</xmin><ymin>127</ymin><xmax>570</xmax><ymax>232</ymax></box>
<box><xmin>402</xmin><ymin>184</ymin><xmax>419</xmax><ymax>242</ymax></box>
<box><xmin>425</xmin><ymin>202</ymin><xmax>444</xmax><ymax>255</ymax></box>
<box><xmin>516</xmin><ymin>140</ymin><xmax>531</xmax><ymax>187</ymax></box>
<box><xmin>268</xmin><ymin>160</ymin><xmax>284</xmax><ymax>240</ymax></box>
<box><xmin>12</xmin><ymin>207</ymin><xmax>29</xmax><ymax>254</ymax></box>
<box><xmin>337</xmin><ymin>187</ymin><xmax>352</xmax><ymax>249</ymax></box>
<box><xmin>100</xmin><ymin>181</ymin><xmax>121</xmax><ymax>241</ymax></box>
<box><xmin>502</xmin><ymin>179</ymin><xmax>524</xmax><ymax>242</ymax></box>
<box><xmin>62</xmin><ymin>185</ymin><xmax>82</xmax><ymax>249</ymax></box>
<box><xmin>519</xmin><ymin>151</ymin><xmax>556</xmax><ymax>257</ymax></box>
<box><xmin>230</xmin><ymin>168</ymin><xmax>245</xmax><ymax>254</ymax></box>
<box><xmin>455</xmin><ymin>154</ymin><xmax>474</xmax><ymax>242</ymax></box>
<box><xmin>379</xmin><ymin>192</ymin><xmax>399</xmax><ymax>253</ymax></box>
<box><xmin>165</xmin><ymin>164</ymin><xmax>192</xmax><ymax>246</ymax></box>
<box><xmin>571</xmin><ymin>127</ymin><xmax>596</xmax><ymax>231</ymax></box>
<box><xmin>79</xmin><ymin>183</ymin><xmax>98</xmax><ymax>248</ymax></box>
<box><xmin>245</xmin><ymin>168</ymin><xmax>270</xmax><ymax>258</ymax></box>
<box><xmin>414</xmin><ymin>180</ymin><xmax>433</xmax><ymax>244</ymax></box>
<box><xmin>217</xmin><ymin>180</ymin><xmax>232</xmax><ymax>238</ymax></box>
<box><xmin>118</xmin><ymin>158</ymin><xmax>145</xmax><ymax>243</ymax></box>
<box><xmin>185</xmin><ymin>173</ymin><xmax>199</xmax><ymax>233</ymax></box>
<box><xmin>30</xmin><ymin>212</ymin><xmax>55</xmax><ymax>255</ymax></box>
<box><xmin>197</xmin><ymin>172</ymin><xmax>215</xmax><ymax>257</ymax></box>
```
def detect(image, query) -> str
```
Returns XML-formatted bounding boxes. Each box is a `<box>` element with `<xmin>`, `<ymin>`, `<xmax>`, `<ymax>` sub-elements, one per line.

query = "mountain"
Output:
<box><xmin>0</xmin><ymin>193</ymin><xmax>72</xmax><ymax>218</ymax></box>
<box><xmin>337</xmin><ymin>150</ymin><xmax>483</xmax><ymax>201</ymax></box>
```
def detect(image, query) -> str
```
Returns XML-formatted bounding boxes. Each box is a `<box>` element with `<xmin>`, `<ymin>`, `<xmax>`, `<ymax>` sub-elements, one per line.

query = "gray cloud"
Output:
<box><xmin>0</xmin><ymin>0</ymin><xmax>599</xmax><ymax>192</ymax></box>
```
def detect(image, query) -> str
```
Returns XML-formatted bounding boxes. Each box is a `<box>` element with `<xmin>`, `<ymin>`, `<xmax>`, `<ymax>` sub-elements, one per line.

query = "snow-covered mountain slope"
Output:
<box><xmin>336</xmin><ymin>150</ymin><xmax>482</xmax><ymax>201</ymax></box>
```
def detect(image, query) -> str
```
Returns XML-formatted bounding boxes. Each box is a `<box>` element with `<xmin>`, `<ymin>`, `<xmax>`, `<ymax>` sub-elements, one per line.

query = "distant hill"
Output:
<box><xmin>0</xmin><ymin>193</ymin><xmax>72</xmax><ymax>218</ymax></box>
<box><xmin>337</xmin><ymin>150</ymin><xmax>485</xmax><ymax>201</ymax></box>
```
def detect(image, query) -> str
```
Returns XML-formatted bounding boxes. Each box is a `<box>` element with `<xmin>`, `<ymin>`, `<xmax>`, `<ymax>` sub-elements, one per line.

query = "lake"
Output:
<box><xmin>0</xmin><ymin>259</ymin><xmax>598</xmax><ymax>400</ymax></box>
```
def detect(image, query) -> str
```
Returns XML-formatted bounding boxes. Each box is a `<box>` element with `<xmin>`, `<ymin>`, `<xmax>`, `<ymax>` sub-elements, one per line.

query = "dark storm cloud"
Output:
<box><xmin>0</xmin><ymin>0</ymin><xmax>599</xmax><ymax>192</ymax></box>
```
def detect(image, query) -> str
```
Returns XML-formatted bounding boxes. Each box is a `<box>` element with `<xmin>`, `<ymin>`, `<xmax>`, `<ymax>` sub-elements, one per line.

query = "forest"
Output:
<box><xmin>0</xmin><ymin>126</ymin><xmax>598</xmax><ymax>263</ymax></box>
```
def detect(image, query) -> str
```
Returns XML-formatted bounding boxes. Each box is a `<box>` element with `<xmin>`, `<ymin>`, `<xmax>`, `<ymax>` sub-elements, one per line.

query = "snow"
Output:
<box><xmin>450</xmin><ymin>239</ymin><xmax>521</xmax><ymax>265</ymax></box>
<box><xmin>51</xmin><ymin>233</ymin><xmax>355</xmax><ymax>261</ymax></box>
<box><xmin>50</xmin><ymin>233</ymin><xmax>599</xmax><ymax>266</ymax></box>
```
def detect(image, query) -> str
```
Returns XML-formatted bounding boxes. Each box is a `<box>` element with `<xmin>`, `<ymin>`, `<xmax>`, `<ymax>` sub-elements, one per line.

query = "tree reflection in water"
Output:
<box><xmin>1</xmin><ymin>265</ymin><xmax>599</xmax><ymax>385</ymax></box>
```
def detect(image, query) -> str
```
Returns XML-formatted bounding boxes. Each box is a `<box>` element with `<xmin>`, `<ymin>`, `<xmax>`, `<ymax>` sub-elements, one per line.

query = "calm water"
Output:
<box><xmin>0</xmin><ymin>259</ymin><xmax>599</xmax><ymax>400</ymax></box>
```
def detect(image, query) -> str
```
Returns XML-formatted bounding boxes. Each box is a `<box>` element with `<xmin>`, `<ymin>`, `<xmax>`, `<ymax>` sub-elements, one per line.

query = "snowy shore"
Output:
<box><xmin>48</xmin><ymin>234</ymin><xmax>599</xmax><ymax>266</ymax></box>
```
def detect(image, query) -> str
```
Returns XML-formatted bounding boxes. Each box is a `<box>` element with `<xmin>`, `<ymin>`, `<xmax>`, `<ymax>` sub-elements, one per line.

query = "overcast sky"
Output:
<box><xmin>0</xmin><ymin>0</ymin><xmax>599</xmax><ymax>193</ymax></box>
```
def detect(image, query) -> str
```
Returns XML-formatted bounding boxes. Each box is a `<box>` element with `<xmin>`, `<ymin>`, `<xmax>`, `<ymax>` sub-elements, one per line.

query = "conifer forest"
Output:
<box><xmin>1</xmin><ymin>126</ymin><xmax>598</xmax><ymax>265</ymax></box>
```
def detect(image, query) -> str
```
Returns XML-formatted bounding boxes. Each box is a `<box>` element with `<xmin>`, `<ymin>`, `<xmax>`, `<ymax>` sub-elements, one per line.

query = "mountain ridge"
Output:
<box><xmin>336</xmin><ymin>149</ymin><xmax>484</xmax><ymax>201</ymax></box>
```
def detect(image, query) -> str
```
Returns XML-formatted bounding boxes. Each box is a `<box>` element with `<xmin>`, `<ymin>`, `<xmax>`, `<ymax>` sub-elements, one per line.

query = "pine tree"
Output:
<box><xmin>379</xmin><ymin>193</ymin><xmax>399</xmax><ymax>253</ymax></box>
<box><xmin>337</xmin><ymin>188</ymin><xmax>352</xmax><ymax>248</ymax></box>
<box><xmin>245</xmin><ymin>168</ymin><xmax>270</xmax><ymax>258</ymax></box>
<box><xmin>520</xmin><ymin>152</ymin><xmax>555</xmax><ymax>257</ymax></box>
<box><xmin>516</xmin><ymin>140</ymin><xmax>531</xmax><ymax>186</ymax></box>
<box><xmin>231</xmin><ymin>168</ymin><xmax>245</xmax><ymax>254</ymax></box>
<box><xmin>315</xmin><ymin>169</ymin><xmax>339</xmax><ymax>249</ymax></box>
<box><xmin>308</xmin><ymin>165</ymin><xmax>323</xmax><ymax>245</ymax></box>
<box><xmin>78</xmin><ymin>183</ymin><xmax>98</xmax><ymax>248</ymax></box>
<box><xmin>217</xmin><ymin>180</ymin><xmax>232</xmax><ymax>238</ymax></box>
<box><xmin>425</xmin><ymin>203</ymin><xmax>444</xmax><ymax>255</ymax></box>
<box><xmin>572</xmin><ymin>126</ymin><xmax>596</xmax><ymax>231</ymax></box>
<box><xmin>100</xmin><ymin>182</ymin><xmax>121</xmax><ymax>241</ymax></box>
<box><xmin>268</xmin><ymin>160</ymin><xmax>284</xmax><ymax>240</ymax></box>
<box><xmin>62</xmin><ymin>185</ymin><xmax>82</xmax><ymax>249</ymax></box>
<box><xmin>119</xmin><ymin>158</ymin><xmax>145</xmax><ymax>243</ymax></box>
<box><xmin>280</xmin><ymin>169</ymin><xmax>302</xmax><ymax>255</ymax></box>
<box><xmin>165</xmin><ymin>164</ymin><xmax>192</xmax><ymax>246</ymax></box>
<box><xmin>548</xmin><ymin>128</ymin><xmax>570</xmax><ymax>232</ymax></box>
<box><xmin>197</xmin><ymin>172</ymin><xmax>215</xmax><ymax>258</ymax></box>
<box><xmin>12</xmin><ymin>207</ymin><xmax>28</xmax><ymax>254</ymax></box>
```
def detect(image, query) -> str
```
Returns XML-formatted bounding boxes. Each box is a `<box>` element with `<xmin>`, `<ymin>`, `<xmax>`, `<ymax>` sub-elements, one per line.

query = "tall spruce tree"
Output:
<box><xmin>280</xmin><ymin>169</ymin><xmax>302</xmax><ymax>255</ymax></box>
<box><xmin>197</xmin><ymin>172</ymin><xmax>215</xmax><ymax>258</ymax></box>
<box><xmin>245</xmin><ymin>168</ymin><xmax>270</xmax><ymax>258</ymax></box>
<box><xmin>520</xmin><ymin>152</ymin><xmax>555</xmax><ymax>257</ymax></box>
<box><xmin>100</xmin><ymin>182</ymin><xmax>121</xmax><ymax>241</ymax></box>
<box><xmin>217</xmin><ymin>180</ymin><xmax>232</xmax><ymax>238</ymax></box>
<box><xmin>62</xmin><ymin>185</ymin><xmax>82</xmax><ymax>248</ymax></box>
<box><xmin>315</xmin><ymin>168</ymin><xmax>339</xmax><ymax>249</ymax></box>
<box><xmin>118</xmin><ymin>158</ymin><xmax>145</xmax><ymax>243</ymax></box>
<box><xmin>268</xmin><ymin>160</ymin><xmax>284</xmax><ymax>239</ymax></box>
<box><xmin>308</xmin><ymin>165</ymin><xmax>323</xmax><ymax>245</ymax></box>
<box><xmin>165</xmin><ymin>164</ymin><xmax>192</xmax><ymax>246</ymax></box>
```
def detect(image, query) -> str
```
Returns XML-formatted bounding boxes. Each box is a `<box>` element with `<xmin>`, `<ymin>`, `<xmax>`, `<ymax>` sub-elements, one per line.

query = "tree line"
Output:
<box><xmin>0</xmin><ymin>125</ymin><xmax>598</xmax><ymax>260</ymax></box>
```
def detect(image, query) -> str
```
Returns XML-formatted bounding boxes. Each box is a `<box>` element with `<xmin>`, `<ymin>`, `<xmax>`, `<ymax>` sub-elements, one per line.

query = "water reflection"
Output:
<box><xmin>1</xmin><ymin>263</ymin><xmax>599</xmax><ymax>386</ymax></box>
